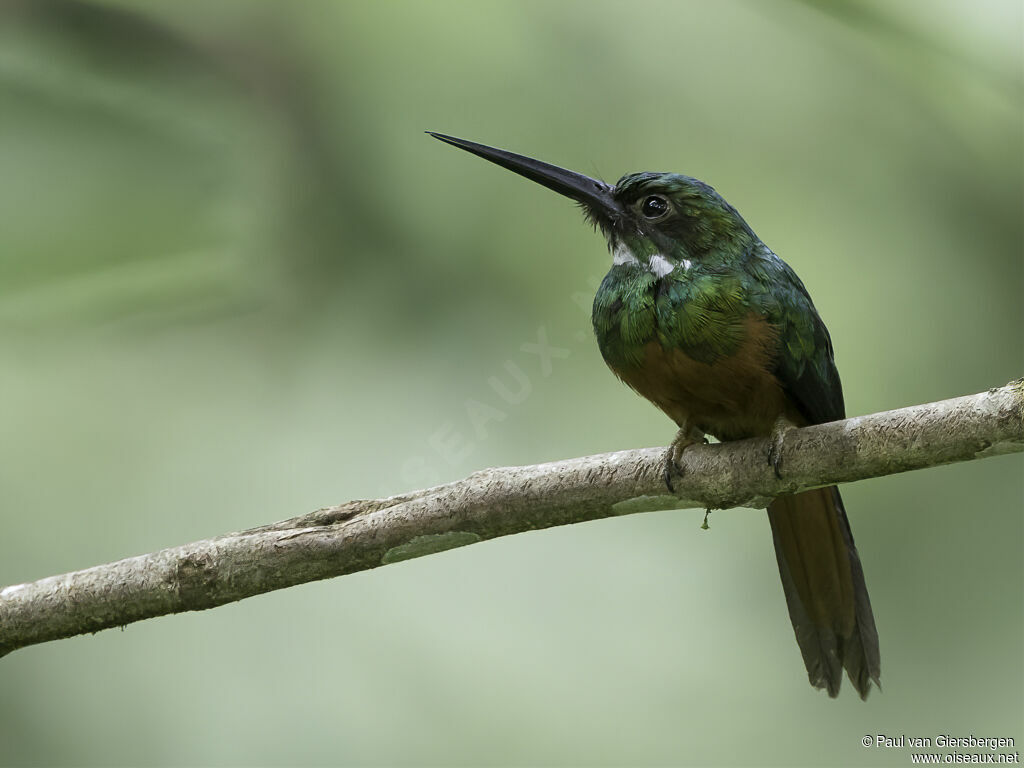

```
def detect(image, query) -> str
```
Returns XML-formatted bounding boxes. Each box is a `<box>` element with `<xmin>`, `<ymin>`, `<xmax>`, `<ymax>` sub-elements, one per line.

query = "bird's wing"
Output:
<box><xmin>757</xmin><ymin>255</ymin><xmax>846</xmax><ymax>425</ymax></box>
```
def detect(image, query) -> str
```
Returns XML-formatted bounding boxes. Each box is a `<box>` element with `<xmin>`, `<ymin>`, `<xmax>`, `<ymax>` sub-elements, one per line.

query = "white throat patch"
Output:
<box><xmin>612</xmin><ymin>244</ymin><xmax>694</xmax><ymax>278</ymax></box>
<box><xmin>612</xmin><ymin>243</ymin><xmax>639</xmax><ymax>266</ymax></box>
<box><xmin>647</xmin><ymin>254</ymin><xmax>675</xmax><ymax>278</ymax></box>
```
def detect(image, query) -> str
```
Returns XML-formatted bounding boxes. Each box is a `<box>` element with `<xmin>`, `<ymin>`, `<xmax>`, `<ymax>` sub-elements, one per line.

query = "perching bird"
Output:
<box><xmin>429</xmin><ymin>132</ymin><xmax>882</xmax><ymax>699</ymax></box>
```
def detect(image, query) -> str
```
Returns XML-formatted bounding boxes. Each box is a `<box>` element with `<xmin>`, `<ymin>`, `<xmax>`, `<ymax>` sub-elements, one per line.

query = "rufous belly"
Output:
<box><xmin>609</xmin><ymin>314</ymin><xmax>798</xmax><ymax>440</ymax></box>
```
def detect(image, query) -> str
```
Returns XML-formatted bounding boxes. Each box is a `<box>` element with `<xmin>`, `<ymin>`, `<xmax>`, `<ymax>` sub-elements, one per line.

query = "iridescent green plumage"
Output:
<box><xmin>429</xmin><ymin>133</ymin><xmax>880</xmax><ymax>700</ymax></box>
<box><xmin>592</xmin><ymin>173</ymin><xmax>843</xmax><ymax>433</ymax></box>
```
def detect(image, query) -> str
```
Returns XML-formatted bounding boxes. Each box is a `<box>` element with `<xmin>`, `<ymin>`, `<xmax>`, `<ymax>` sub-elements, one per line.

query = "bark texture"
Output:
<box><xmin>1</xmin><ymin>380</ymin><xmax>1021</xmax><ymax>659</ymax></box>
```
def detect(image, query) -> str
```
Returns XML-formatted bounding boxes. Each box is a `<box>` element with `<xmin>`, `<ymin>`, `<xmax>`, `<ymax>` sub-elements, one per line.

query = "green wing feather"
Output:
<box><xmin>753</xmin><ymin>250</ymin><xmax>845</xmax><ymax>425</ymax></box>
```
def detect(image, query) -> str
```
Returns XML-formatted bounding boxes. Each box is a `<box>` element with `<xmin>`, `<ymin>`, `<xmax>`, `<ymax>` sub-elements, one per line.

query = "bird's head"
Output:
<box><xmin>428</xmin><ymin>133</ymin><xmax>756</xmax><ymax>271</ymax></box>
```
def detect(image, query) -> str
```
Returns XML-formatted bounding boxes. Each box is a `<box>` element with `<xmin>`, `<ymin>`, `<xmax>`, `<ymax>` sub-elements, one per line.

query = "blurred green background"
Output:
<box><xmin>0</xmin><ymin>1</ymin><xmax>1021</xmax><ymax>766</ymax></box>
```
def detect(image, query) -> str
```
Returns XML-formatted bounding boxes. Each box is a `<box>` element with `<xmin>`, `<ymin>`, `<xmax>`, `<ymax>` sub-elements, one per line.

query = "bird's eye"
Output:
<box><xmin>640</xmin><ymin>195</ymin><xmax>669</xmax><ymax>219</ymax></box>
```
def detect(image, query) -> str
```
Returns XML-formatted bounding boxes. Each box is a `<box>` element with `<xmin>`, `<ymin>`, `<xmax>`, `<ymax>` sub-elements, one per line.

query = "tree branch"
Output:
<box><xmin>2</xmin><ymin>380</ymin><xmax>1021</xmax><ymax>659</ymax></box>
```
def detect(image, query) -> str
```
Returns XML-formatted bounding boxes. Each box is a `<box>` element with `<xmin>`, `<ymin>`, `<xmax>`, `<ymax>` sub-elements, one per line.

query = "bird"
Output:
<box><xmin>428</xmin><ymin>131</ymin><xmax>881</xmax><ymax>699</ymax></box>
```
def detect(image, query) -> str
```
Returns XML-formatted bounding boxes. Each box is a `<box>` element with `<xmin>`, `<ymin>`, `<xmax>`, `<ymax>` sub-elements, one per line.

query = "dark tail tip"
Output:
<box><xmin>767</xmin><ymin>486</ymin><xmax>881</xmax><ymax>700</ymax></box>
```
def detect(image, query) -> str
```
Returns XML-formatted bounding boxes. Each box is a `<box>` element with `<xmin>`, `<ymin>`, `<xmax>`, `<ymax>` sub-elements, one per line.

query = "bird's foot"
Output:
<box><xmin>664</xmin><ymin>427</ymin><xmax>708</xmax><ymax>493</ymax></box>
<box><xmin>767</xmin><ymin>415</ymin><xmax>797</xmax><ymax>479</ymax></box>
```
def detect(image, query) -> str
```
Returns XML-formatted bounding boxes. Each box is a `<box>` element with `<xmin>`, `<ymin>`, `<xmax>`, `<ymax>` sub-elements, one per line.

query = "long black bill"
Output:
<box><xmin>427</xmin><ymin>132</ymin><xmax>620</xmax><ymax>221</ymax></box>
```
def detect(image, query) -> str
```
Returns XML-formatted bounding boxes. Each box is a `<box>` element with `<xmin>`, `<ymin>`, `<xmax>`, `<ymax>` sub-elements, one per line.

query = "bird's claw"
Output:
<box><xmin>664</xmin><ymin>428</ymin><xmax>708</xmax><ymax>493</ymax></box>
<box><xmin>767</xmin><ymin>416</ymin><xmax>796</xmax><ymax>479</ymax></box>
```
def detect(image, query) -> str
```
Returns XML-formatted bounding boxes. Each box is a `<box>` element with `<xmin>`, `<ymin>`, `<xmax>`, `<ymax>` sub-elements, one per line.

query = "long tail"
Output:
<box><xmin>766</xmin><ymin>486</ymin><xmax>881</xmax><ymax>699</ymax></box>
